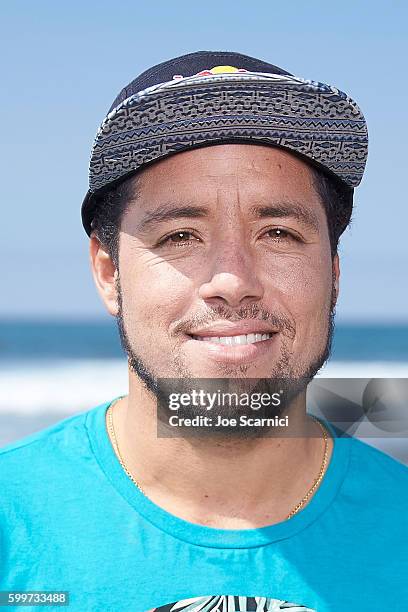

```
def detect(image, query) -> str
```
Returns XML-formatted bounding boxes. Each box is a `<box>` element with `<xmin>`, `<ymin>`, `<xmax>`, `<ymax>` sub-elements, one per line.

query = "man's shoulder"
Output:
<box><xmin>343</xmin><ymin>432</ymin><xmax>408</xmax><ymax>509</ymax></box>
<box><xmin>0</xmin><ymin>401</ymin><xmax>109</xmax><ymax>485</ymax></box>
<box><xmin>348</xmin><ymin>433</ymin><xmax>408</xmax><ymax>478</ymax></box>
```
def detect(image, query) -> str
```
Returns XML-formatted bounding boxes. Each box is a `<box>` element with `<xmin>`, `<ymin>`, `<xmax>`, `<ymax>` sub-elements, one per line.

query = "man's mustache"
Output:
<box><xmin>174</xmin><ymin>303</ymin><xmax>296</xmax><ymax>339</ymax></box>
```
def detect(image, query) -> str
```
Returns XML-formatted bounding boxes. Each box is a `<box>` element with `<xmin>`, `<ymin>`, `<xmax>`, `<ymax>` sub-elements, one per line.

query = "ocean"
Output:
<box><xmin>1</xmin><ymin>320</ymin><xmax>407</xmax><ymax>463</ymax></box>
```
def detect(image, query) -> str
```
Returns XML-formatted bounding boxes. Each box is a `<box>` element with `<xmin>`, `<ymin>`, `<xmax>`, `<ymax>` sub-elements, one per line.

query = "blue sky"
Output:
<box><xmin>2</xmin><ymin>0</ymin><xmax>407</xmax><ymax>321</ymax></box>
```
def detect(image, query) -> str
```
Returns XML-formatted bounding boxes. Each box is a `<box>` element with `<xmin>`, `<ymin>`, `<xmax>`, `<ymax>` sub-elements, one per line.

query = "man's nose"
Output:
<box><xmin>197</xmin><ymin>241</ymin><xmax>264</xmax><ymax>308</ymax></box>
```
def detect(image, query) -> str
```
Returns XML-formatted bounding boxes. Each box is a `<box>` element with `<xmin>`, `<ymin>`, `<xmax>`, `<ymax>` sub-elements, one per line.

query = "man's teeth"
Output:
<box><xmin>193</xmin><ymin>333</ymin><xmax>273</xmax><ymax>345</ymax></box>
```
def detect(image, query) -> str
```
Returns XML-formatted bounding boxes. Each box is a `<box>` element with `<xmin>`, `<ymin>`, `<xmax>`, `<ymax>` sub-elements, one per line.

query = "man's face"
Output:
<box><xmin>99</xmin><ymin>144</ymin><xmax>338</xmax><ymax>389</ymax></box>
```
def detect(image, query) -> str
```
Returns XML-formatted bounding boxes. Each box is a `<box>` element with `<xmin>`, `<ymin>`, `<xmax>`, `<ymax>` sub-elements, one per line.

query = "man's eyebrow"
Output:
<box><xmin>136</xmin><ymin>205</ymin><xmax>210</xmax><ymax>233</ymax></box>
<box><xmin>249</xmin><ymin>202</ymin><xmax>320</xmax><ymax>232</ymax></box>
<box><xmin>135</xmin><ymin>201</ymin><xmax>321</xmax><ymax>233</ymax></box>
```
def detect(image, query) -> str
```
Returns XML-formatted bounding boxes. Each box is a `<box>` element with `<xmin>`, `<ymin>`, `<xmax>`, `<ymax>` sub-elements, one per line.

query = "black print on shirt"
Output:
<box><xmin>147</xmin><ymin>594</ymin><xmax>316</xmax><ymax>611</ymax></box>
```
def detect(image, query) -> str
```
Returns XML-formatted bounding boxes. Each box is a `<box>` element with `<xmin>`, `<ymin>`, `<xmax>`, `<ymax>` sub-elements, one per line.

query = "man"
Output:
<box><xmin>1</xmin><ymin>51</ymin><xmax>407</xmax><ymax>611</ymax></box>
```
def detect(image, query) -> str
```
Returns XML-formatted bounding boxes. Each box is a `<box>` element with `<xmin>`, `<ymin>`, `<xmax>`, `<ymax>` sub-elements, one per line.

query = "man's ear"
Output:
<box><xmin>332</xmin><ymin>253</ymin><xmax>340</xmax><ymax>308</ymax></box>
<box><xmin>89</xmin><ymin>234</ymin><xmax>119</xmax><ymax>316</ymax></box>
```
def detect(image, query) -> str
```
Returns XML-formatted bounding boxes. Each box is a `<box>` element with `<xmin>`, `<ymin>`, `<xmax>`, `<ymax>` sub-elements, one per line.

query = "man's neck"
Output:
<box><xmin>108</xmin><ymin>375</ymin><xmax>333</xmax><ymax>528</ymax></box>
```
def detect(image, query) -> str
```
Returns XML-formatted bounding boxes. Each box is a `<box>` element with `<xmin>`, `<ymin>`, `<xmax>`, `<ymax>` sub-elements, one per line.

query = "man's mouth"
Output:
<box><xmin>191</xmin><ymin>332</ymin><xmax>274</xmax><ymax>345</ymax></box>
<box><xmin>184</xmin><ymin>322</ymin><xmax>280</xmax><ymax>364</ymax></box>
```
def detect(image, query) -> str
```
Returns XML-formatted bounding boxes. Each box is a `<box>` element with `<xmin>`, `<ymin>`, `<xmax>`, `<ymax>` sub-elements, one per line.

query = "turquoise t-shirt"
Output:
<box><xmin>1</xmin><ymin>398</ymin><xmax>407</xmax><ymax>611</ymax></box>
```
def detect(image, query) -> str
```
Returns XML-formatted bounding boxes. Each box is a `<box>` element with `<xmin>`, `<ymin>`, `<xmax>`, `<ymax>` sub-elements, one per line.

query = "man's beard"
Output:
<box><xmin>115</xmin><ymin>275</ymin><xmax>336</xmax><ymax>437</ymax></box>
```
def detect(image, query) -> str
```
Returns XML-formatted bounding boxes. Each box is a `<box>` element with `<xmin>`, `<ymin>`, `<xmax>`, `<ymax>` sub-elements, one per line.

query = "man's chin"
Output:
<box><xmin>117</xmin><ymin>306</ymin><xmax>335</xmax><ymax>403</ymax></box>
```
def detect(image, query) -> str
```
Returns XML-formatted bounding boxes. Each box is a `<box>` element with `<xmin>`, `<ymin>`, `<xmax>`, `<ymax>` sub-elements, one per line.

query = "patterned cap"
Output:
<box><xmin>81</xmin><ymin>50</ymin><xmax>368</xmax><ymax>236</ymax></box>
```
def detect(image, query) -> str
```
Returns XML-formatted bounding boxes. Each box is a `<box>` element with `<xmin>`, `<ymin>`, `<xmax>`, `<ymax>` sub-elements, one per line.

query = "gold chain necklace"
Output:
<box><xmin>106</xmin><ymin>399</ymin><xmax>330</xmax><ymax>521</ymax></box>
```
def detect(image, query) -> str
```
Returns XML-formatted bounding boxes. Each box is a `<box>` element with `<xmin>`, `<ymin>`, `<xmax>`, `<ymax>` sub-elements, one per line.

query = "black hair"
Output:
<box><xmin>90</xmin><ymin>163</ymin><xmax>353</xmax><ymax>267</ymax></box>
<box><xmin>90</xmin><ymin>175</ymin><xmax>140</xmax><ymax>269</ymax></box>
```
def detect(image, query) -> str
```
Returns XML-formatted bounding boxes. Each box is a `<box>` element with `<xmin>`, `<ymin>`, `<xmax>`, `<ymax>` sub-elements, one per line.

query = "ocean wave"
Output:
<box><xmin>0</xmin><ymin>359</ymin><xmax>128</xmax><ymax>415</ymax></box>
<box><xmin>1</xmin><ymin>358</ymin><xmax>407</xmax><ymax>415</ymax></box>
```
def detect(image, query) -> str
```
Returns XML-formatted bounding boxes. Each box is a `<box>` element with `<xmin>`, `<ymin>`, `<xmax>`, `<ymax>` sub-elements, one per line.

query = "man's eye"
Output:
<box><xmin>264</xmin><ymin>228</ymin><xmax>298</xmax><ymax>241</ymax></box>
<box><xmin>159</xmin><ymin>231</ymin><xmax>199</xmax><ymax>246</ymax></box>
